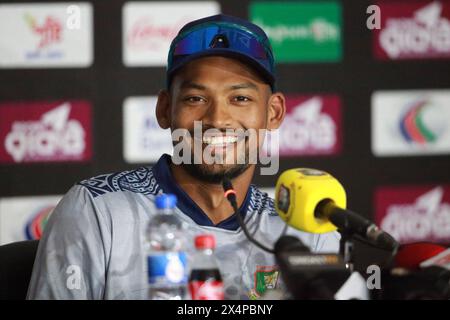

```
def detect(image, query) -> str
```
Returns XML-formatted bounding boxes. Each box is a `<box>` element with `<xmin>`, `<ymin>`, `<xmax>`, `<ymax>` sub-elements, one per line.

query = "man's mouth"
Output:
<box><xmin>202</xmin><ymin>135</ymin><xmax>239</xmax><ymax>146</ymax></box>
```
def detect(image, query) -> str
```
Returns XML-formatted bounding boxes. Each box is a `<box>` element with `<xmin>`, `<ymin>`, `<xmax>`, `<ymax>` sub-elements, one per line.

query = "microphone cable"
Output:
<box><xmin>222</xmin><ymin>177</ymin><xmax>274</xmax><ymax>254</ymax></box>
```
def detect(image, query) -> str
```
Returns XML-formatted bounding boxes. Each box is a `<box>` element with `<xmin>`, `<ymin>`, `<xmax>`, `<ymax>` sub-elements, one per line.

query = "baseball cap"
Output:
<box><xmin>167</xmin><ymin>14</ymin><xmax>275</xmax><ymax>91</ymax></box>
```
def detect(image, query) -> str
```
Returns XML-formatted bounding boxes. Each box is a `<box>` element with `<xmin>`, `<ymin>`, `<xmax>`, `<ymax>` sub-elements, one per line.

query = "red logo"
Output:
<box><xmin>25</xmin><ymin>14</ymin><xmax>62</xmax><ymax>49</ymax></box>
<box><xmin>0</xmin><ymin>101</ymin><xmax>92</xmax><ymax>163</ymax></box>
<box><xmin>127</xmin><ymin>17</ymin><xmax>188</xmax><ymax>51</ymax></box>
<box><xmin>375</xmin><ymin>185</ymin><xmax>450</xmax><ymax>244</ymax></box>
<box><xmin>373</xmin><ymin>1</ymin><xmax>450</xmax><ymax>60</ymax></box>
<box><xmin>278</xmin><ymin>95</ymin><xmax>342</xmax><ymax>156</ymax></box>
<box><xmin>189</xmin><ymin>280</ymin><xmax>224</xmax><ymax>300</ymax></box>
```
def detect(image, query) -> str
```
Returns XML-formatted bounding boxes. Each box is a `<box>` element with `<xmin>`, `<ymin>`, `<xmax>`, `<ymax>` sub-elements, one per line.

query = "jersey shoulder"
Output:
<box><xmin>248</xmin><ymin>185</ymin><xmax>277</xmax><ymax>216</ymax></box>
<box><xmin>77</xmin><ymin>166</ymin><xmax>160</xmax><ymax>198</ymax></box>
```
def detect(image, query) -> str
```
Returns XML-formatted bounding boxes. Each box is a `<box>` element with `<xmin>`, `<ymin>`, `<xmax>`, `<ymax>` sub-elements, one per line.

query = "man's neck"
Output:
<box><xmin>170</xmin><ymin>164</ymin><xmax>255</xmax><ymax>225</ymax></box>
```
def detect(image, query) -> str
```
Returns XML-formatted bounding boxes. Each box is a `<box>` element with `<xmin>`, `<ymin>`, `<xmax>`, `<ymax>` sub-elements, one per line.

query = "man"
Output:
<box><xmin>27</xmin><ymin>14</ymin><xmax>339</xmax><ymax>300</ymax></box>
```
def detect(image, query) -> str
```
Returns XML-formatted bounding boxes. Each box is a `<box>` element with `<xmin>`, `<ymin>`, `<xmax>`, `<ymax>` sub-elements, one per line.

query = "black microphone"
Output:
<box><xmin>274</xmin><ymin>235</ymin><xmax>350</xmax><ymax>299</ymax></box>
<box><xmin>371</xmin><ymin>243</ymin><xmax>450</xmax><ymax>300</ymax></box>
<box><xmin>315</xmin><ymin>200</ymin><xmax>398</xmax><ymax>252</ymax></box>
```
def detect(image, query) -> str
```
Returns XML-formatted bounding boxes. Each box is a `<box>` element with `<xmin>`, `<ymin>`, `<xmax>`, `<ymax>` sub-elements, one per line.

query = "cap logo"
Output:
<box><xmin>209</xmin><ymin>34</ymin><xmax>229</xmax><ymax>49</ymax></box>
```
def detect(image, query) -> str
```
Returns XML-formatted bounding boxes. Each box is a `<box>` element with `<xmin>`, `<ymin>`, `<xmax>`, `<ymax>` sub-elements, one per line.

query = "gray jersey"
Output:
<box><xmin>27</xmin><ymin>154</ymin><xmax>340</xmax><ymax>300</ymax></box>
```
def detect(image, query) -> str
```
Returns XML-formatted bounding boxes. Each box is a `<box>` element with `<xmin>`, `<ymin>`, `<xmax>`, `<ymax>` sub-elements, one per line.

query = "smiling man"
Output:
<box><xmin>27</xmin><ymin>14</ymin><xmax>340</xmax><ymax>300</ymax></box>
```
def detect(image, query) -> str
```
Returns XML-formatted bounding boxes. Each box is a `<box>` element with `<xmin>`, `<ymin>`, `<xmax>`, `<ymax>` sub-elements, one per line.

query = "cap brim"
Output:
<box><xmin>168</xmin><ymin>49</ymin><xmax>275</xmax><ymax>90</ymax></box>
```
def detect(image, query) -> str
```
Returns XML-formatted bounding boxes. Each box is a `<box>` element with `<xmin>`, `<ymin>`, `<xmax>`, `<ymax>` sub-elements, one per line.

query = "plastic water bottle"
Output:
<box><xmin>145</xmin><ymin>194</ymin><xmax>188</xmax><ymax>300</ymax></box>
<box><xmin>188</xmin><ymin>234</ymin><xmax>224</xmax><ymax>300</ymax></box>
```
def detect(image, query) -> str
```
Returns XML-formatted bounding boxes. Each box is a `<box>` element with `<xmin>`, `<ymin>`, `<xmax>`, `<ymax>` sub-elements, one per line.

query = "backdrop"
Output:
<box><xmin>1</xmin><ymin>0</ymin><xmax>450</xmax><ymax>272</ymax></box>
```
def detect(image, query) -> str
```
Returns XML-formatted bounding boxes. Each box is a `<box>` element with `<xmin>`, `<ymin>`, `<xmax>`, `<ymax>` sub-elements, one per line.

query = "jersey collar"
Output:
<box><xmin>151</xmin><ymin>154</ymin><xmax>252</xmax><ymax>231</ymax></box>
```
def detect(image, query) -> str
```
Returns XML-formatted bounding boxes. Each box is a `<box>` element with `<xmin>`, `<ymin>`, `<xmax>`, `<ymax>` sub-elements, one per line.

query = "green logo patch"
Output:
<box><xmin>250</xmin><ymin>1</ymin><xmax>342</xmax><ymax>62</ymax></box>
<box><xmin>254</xmin><ymin>266</ymin><xmax>279</xmax><ymax>297</ymax></box>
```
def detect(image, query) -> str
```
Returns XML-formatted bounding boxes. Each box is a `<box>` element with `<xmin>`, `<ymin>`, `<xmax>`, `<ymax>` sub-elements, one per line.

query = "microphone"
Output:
<box><xmin>395</xmin><ymin>242</ymin><xmax>447</xmax><ymax>270</ymax></box>
<box><xmin>274</xmin><ymin>235</ymin><xmax>350</xmax><ymax>299</ymax></box>
<box><xmin>275</xmin><ymin>168</ymin><xmax>398</xmax><ymax>251</ymax></box>
<box><xmin>373</xmin><ymin>242</ymin><xmax>450</xmax><ymax>300</ymax></box>
<box><xmin>223</xmin><ymin>177</ymin><xmax>353</xmax><ymax>299</ymax></box>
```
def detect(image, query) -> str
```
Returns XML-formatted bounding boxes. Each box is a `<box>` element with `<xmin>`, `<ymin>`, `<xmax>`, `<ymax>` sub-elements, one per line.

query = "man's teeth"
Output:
<box><xmin>203</xmin><ymin>136</ymin><xmax>238</xmax><ymax>145</ymax></box>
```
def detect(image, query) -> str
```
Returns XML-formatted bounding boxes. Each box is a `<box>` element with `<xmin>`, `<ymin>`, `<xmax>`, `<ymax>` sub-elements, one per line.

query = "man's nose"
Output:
<box><xmin>201</xmin><ymin>99</ymin><xmax>233</xmax><ymax>129</ymax></box>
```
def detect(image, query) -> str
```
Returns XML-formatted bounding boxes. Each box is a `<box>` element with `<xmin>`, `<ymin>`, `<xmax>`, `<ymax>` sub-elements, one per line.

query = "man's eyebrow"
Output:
<box><xmin>180</xmin><ymin>81</ymin><xmax>207</xmax><ymax>90</ymax></box>
<box><xmin>229</xmin><ymin>82</ymin><xmax>259</xmax><ymax>91</ymax></box>
<box><xmin>179</xmin><ymin>81</ymin><xmax>259</xmax><ymax>91</ymax></box>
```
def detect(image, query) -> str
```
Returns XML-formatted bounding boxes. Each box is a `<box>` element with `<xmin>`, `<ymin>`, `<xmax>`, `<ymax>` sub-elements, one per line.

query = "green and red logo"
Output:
<box><xmin>250</xmin><ymin>1</ymin><xmax>342</xmax><ymax>62</ymax></box>
<box><xmin>25</xmin><ymin>205</ymin><xmax>54</xmax><ymax>240</ymax></box>
<box><xmin>250</xmin><ymin>266</ymin><xmax>279</xmax><ymax>299</ymax></box>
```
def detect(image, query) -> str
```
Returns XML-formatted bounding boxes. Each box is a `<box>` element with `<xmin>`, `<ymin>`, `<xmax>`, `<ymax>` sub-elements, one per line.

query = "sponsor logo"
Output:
<box><xmin>122</xmin><ymin>1</ymin><xmax>220</xmax><ymax>66</ymax></box>
<box><xmin>375</xmin><ymin>186</ymin><xmax>450</xmax><ymax>244</ymax></box>
<box><xmin>0</xmin><ymin>3</ymin><xmax>93</xmax><ymax>68</ymax></box>
<box><xmin>147</xmin><ymin>252</ymin><xmax>188</xmax><ymax>285</ymax></box>
<box><xmin>127</xmin><ymin>16</ymin><xmax>186</xmax><ymax>52</ymax></box>
<box><xmin>250</xmin><ymin>1</ymin><xmax>342</xmax><ymax>62</ymax></box>
<box><xmin>251</xmin><ymin>266</ymin><xmax>279</xmax><ymax>299</ymax></box>
<box><xmin>0</xmin><ymin>195</ymin><xmax>61</xmax><ymax>245</ymax></box>
<box><xmin>0</xmin><ymin>101</ymin><xmax>92</xmax><ymax>163</ymax></box>
<box><xmin>371</xmin><ymin>90</ymin><xmax>450</xmax><ymax>156</ymax></box>
<box><xmin>25</xmin><ymin>13</ymin><xmax>62</xmax><ymax>50</ymax></box>
<box><xmin>276</xmin><ymin>95</ymin><xmax>342</xmax><ymax>156</ymax></box>
<box><xmin>24</xmin><ymin>205</ymin><xmax>54</xmax><ymax>240</ymax></box>
<box><xmin>123</xmin><ymin>96</ymin><xmax>173</xmax><ymax>163</ymax></box>
<box><xmin>374</xmin><ymin>1</ymin><xmax>450</xmax><ymax>60</ymax></box>
<box><xmin>189</xmin><ymin>280</ymin><xmax>225</xmax><ymax>300</ymax></box>
<box><xmin>399</xmin><ymin>98</ymin><xmax>443</xmax><ymax>144</ymax></box>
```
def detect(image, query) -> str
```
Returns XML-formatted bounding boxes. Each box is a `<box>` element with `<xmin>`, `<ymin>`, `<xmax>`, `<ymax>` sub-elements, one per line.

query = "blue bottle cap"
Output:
<box><xmin>155</xmin><ymin>193</ymin><xmax>177</xmax><ymax>209</ymax></box>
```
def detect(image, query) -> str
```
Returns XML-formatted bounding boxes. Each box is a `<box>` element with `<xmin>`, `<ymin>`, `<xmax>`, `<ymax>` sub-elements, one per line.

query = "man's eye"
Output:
<box><xmin>233</xmin><ymin>96</ymin><xmax>251</xmax><ymax>102</ymax></box>
<box><xmin>184</xmin><ymin>96</ymin><xmax>205</xmax><ymax>103</ymax></box>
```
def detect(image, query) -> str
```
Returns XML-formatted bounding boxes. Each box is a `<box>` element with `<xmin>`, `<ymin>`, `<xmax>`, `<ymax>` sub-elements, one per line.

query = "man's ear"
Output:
<box><xmin>156</xmin><ymin>89</ymin><xmax>171</xmax><ymax>129</ymax></box>
<box><xmin>267</xmin><ymin>92</ymin><xmax>286</xmax><ymax>130</ymax></box>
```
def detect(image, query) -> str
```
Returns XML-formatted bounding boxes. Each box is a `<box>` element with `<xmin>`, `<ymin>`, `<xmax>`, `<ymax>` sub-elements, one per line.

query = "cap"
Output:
<box><xmin>155</xmin><ymin>193</ymin><xmax>177</xmax><ymax>209</ymax></box>
<box><xmin>167</xmin><ymin>14</ymin><xmax>275</xmax><ymax>91</ymax></box>
<box><xmin>194</xmin><ymin>234</ymin><xmax>216</xmax><ymax>250</ymax></box>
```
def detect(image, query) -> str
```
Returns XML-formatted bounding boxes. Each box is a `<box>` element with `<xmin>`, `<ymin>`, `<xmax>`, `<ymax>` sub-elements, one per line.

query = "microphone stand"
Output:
<box><xmin>339</xmin><ymin>229</ymin><xmax>355</xmax><ymax>273</ymax></box>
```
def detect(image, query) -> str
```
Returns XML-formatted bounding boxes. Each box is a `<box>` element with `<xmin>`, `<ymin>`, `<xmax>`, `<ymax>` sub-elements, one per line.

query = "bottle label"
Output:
<box><xmin>189</xmin><ymin>280</ymin><xmax>225</xmax><ymax>300</ymax></box>
<box><xmin>147</xmin><ymin>252</ymin><xmax>187</xmax><ymax>285</ymax></box>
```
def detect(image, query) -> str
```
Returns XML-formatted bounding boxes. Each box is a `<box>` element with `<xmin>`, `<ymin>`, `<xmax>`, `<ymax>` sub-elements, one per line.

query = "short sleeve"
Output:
<box><xmin>26</xmin><ymin>185</ymin><xmax>111</xmax><ymax>300</ymax></box>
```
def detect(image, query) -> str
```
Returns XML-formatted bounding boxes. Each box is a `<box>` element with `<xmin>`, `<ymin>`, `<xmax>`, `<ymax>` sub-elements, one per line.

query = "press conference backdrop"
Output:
<box><xmin>1</xmin><ymin>0</ymin><xmax>450</xmax><ymax>272</ymax></box>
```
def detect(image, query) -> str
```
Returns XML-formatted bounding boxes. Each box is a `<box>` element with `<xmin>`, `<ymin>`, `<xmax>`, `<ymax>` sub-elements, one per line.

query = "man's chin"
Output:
<box><xmin>180</xmin><ymin>163</ymin><xmax>251</xmax><ymax>184</ymax></box>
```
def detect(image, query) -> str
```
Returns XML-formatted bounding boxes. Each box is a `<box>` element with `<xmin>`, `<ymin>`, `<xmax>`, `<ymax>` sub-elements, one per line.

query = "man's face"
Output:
<box><xmin>157</xmin><ymin>56</ymin><xmax>283</xmax><ymax>183</ymax></box>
